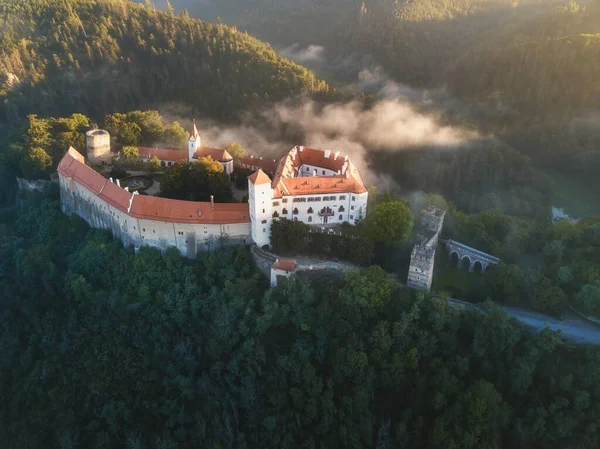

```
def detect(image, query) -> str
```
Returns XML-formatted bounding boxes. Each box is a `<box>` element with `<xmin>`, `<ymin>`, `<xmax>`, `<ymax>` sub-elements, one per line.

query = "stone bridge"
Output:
<box><xmin>442</xmin><ymin>239</ymin><xmax>500</xmax><ymax>273</ymax></box>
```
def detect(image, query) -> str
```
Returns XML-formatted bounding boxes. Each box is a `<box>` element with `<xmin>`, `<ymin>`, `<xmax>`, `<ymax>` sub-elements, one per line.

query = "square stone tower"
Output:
<box><xmin>407</xmin><ymin>207</ymin><xmax>446</xmax><ymax>291</ymax></box>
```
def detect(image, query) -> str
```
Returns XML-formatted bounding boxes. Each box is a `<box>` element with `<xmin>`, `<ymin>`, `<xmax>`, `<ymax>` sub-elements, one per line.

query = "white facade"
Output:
<box><xmin>270</xmin><ymin>192</ymin><xmax>367</xmax><ymax>226</ymax></box>
<box><xmin>188</xmin><ymin>123</ymin><xmax>202</xmax><ymax>160</ymax></box>
<box><xmin>249</xmin><ymin>179</ymin><xmax>273</xmax><ymax>247</ymax></box>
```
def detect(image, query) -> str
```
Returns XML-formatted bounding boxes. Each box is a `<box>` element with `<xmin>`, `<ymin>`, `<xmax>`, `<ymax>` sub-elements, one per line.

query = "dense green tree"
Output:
<box><xmin>121</xmin><ymin>145</ymin><xmax>140</xmax><ymax>163</ymax></box>
<box><xmin>225</xmin><ymin>142</ymin><xmax>247</xmax><ymax>160</ymax></box>
<box><xmin>19</xmin><ymin>147</ymin><xmax>52</xmax><ymax>179</ymax></box>
<box><xmin>271</xmin><ymin>218</ymin><xmax>309</xmax><ymax>253</ymax></box>
<box><xmin>1</xmin><ymin>192</ymin><xmax>600</xmax><ymax>449</ymax></box>
<box><xmin>159</xmin><ymin>158</ymin><xmax>233</xmax><ymax>202</ymax></box>
<box><xmin>486</xmin><ymin>263</ymin><xmax>522</xmax><ymax>303</ymax></box>
<box><xmin>361</xmin><ymin>201</ymin><xmax>414</xmax><ymax>247</ymax></box>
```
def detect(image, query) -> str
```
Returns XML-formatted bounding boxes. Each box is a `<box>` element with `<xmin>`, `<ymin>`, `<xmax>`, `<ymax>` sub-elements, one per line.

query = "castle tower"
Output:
<box><xmin>188</xmin><ymin>120</ymin><xmax>201</xmax><ymax>161</ymax></box>
<box><xmin>86</xmin><ymin>128</ymin><xmax>111</xmax><ymax>164</ymax></box>
<box><xmin>248</xmin><ymin>169</ymin><xmax>273</xmax><ymax>247</ymax></box>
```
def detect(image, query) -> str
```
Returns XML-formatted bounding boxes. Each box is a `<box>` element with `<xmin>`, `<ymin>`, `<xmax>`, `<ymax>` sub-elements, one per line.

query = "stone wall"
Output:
<box><xmin>59</xmin><ymin>174</ymin><xmax>252</xmax><ymax>258</ymax></box>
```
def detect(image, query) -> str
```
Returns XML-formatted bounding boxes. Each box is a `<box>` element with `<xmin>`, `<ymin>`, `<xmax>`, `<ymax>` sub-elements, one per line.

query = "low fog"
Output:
<box><xmin>163</xmin><ymin>44</ymin><xmax>480</xmax><ymax>186</ymax></box>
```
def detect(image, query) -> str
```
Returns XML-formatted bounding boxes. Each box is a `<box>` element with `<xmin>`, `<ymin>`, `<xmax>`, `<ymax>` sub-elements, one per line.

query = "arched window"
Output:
<box><xmin>282</xmin><ymin>208</ymin><xmax>288</xmax><ymax>214</ymax></box>
<box><xmin>293</xmin><ymin>217</ymin><xmax>298</xmax><ymax>221</ymax></box>
<box><xmin>308</xmin><ymin>216</ymin><xmax>312</xmax><ymax>222</ymax></box>
<box><xmin>272</xmin><ymin>211</ymin><xmax>279</xmax><ymax>218</ymax></box>
<box><xmin>161</xmin><ymin>161</ymin><xmax>166</xmax><ymax>167</ymax></box>
<box><xmin>293</xmin><ymin>208</ymin><xmax>299</xmax><ymax>215</ymax></box>
<box><xmin>339</xmin><ymin>214</ymin><xmax>343</xmax><ymax>220</ymax></box>
<box><xmin>339</xmin><ymin>206</ymin><xmax>345</xmax><ymax>212</ymax></box>
<box><xmin>307</xmin><ymin>207</ymin><xmax>313</xmax><ymax>214</ymax></box>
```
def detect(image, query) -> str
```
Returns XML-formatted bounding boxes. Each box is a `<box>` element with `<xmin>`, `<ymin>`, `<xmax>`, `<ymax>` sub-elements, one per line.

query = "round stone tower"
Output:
<box><xmin>85</xmin><ymin>128</ymin><xmax>111</xmax><ymax>164</ymax></box>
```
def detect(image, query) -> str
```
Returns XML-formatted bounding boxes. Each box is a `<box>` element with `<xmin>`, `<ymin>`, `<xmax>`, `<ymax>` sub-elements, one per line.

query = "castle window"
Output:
<box><xmin>293</xmin><ymin>217</ymin><xmax>298</xmax><ymax>221</ymax></box>
<box><xmin>308</xmin><ymin>216</ymin><xmax>312</xmax><ymax>222</ymax></box>
<box><xmin>307</xmin><ymin>207</ymin><xmax>313</xmax><ymax>214</ymax></box>
<box><xmin>293</xmin><ymin>208</ymin><xmax>299</xmax><ymax>215</ymax></box>
<box><xmin>322</xmin><ymin>170</ymin><xmax>325</xmax><ymax>175</ymax></box>
<box><xmin>339</xmin><ymin>195</ymin><xmax>346</xmax><ymax>200</ymax></box>
<box><xmin>351</xmin><ymin>206</ymin><xmax>354</xmax><ymax>210</ymax></box>
<box><xmin>273</xmin><ymin>201</ymin><xmax>280</xmax><ymax>206</ymax></box>
<box><xmin>143</xmin><ymin>228</ymin><xmax>146</xmax><ymax>232</ymax></box>
<box><xmin>153</xmin><ymin>230</ymin><xmax>156</xmax><ymax>233</ymax></box>
<box><xmin>352</xmin><ymin>196</ymin><xmax>356</xmax><ymax>201</ymax></box>
<box><xmin>263</xmin><ymin>228</ymin><xmax>266</xmax><ymax>233</ymax></box>
<box><xmin>134</xmin><ymin>226</ymin><xmax>136</xmax><ymax>230</ymax></box>
<box><xmin>261</xmin><ymin>220</ymin><xmax>267</xmax><ymax>224</ymax></box>
<box><xmin>339</xmin><ymin>214</ymin><xmax>343</xmax><ymax>220</ymax></box>
<box><xmin>272</xmin><ymin>211</ymin><xmax>279</xmax><ymax>218</ymax></box>
<box><xmin>262</xmin><ymin>209</ymin><xmax>265</xmax><ymax>213</ymax></box>
<box><xmin>282</xmin><ymin>208</ymin><xmax>288</xmax><ymax>214</ymax></box>
<box><xmin>339</xmin><ymin>206</ymin><xmax>345</xmax><ymax>212</ymax></box>
<box><xmin>282</xmin><ymin>199</ymin><xmax>288</xmax><ymax>203</ymax></box>
<box><xmin>350</xmin><ymin>215</ymin><xmax>354</xmax><ymax>220</ymax></box>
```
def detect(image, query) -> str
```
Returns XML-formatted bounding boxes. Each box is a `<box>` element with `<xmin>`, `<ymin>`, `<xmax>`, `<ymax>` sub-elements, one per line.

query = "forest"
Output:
<box><xmin>2</xmin><ymin>1</ymin><xmax>600</xmax><ymax>447</ymax></box>
<box><xmin>0</xmin><ymin>0</ymin><xmax>331</xmax><ymax>129</ymax></box>
<box><xmin>2</xmin><ymin>191</ymin><xmax>600</xmax><ymax>449</ymax></box>
<box><xmin>166</xmin><ymin>0</ymin><xmax>600</xmax><ymax>191</ymax></box>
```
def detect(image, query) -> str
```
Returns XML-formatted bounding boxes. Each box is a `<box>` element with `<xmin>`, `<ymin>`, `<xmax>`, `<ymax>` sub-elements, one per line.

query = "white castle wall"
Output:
<box><xmin>271</xmin><ymin>192</ymin><xmax>367</xmax><ymax>225</ymax></box>
<box><xmin>59</xmin><ymin>174</ymin><xmax>251</xmax><ymax>258</ymax></box>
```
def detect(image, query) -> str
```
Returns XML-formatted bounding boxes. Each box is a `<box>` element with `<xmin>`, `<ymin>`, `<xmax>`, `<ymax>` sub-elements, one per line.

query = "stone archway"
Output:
<box><xmin>449</xmin><ymin>251</ymin><xmax>459</xmax><ymax>267</ymax></box>
<box><xmin>472</xmin><ymin>260</ymin><xmax>483</xmax><ymax>274</ymax></box>
<box><xmin>461</xmin><ymin>256</ymin><xmax>471</xmax><ymax>271</ymax></box>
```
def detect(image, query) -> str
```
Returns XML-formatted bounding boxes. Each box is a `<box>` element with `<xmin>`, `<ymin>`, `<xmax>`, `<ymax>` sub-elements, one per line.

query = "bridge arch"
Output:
<box><xmin>443</xmin><ymin>239</ymin><xmax>500</xmax><ymax>273</ymax></box>
<box><xmin>449</xmin><ymin>251</ymin><xmax>459</xmax><ymax>267</ymax></box>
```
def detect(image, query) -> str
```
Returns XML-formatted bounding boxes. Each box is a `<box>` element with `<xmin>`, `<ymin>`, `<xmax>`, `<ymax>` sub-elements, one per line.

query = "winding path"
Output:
<box><xmin>500</xmin><ymin>306</ymin><xmax>600</xmax><ymax>345</ymax></box>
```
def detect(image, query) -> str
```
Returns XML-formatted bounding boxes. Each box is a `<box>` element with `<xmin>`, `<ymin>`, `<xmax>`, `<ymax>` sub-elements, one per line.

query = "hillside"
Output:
<box><xmin>0</xmin><ymin>0</ymin><xmax>330</xmax><ymax>128</ymax></box>
<box><xmin>448</xmin><ymin>3</ymin><xmax>600</xmax><ymax>119</ymax></box>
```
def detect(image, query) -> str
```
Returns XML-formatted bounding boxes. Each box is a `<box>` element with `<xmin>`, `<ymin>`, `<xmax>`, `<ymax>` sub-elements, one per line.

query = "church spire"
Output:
<box><xmin>190</xmin><ymin>119</ymin><xmax>199</xmax><ymax>140</ymax></box>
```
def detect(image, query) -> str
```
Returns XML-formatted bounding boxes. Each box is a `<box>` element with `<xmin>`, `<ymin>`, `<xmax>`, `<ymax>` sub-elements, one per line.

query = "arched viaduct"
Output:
<box><xmin>442</xmin><ymin>239</ymin><xmax>500</xmax><ymax>273</ymax></box>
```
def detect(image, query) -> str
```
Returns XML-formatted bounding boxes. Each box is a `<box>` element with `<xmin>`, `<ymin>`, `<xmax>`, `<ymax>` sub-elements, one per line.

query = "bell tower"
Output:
<box><xmin>188</xmin><ymin>120</ymin><xmax>201</xmax><ymax>161</ymax></box>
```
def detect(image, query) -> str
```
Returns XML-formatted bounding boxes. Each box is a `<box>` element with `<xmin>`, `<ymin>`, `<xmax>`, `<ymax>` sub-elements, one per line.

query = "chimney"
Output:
<box><xmin>299</xmin><ymin>146</ymin><xmax>304</xmax><ymax>152</ymax></box>
<box><xmin>324</xmin><ymin>149</ymin><xmax>331</xmax><ymax>159</ymax></box>
<box><xmin>116</xmin><ymin>179</ymin><xmax>121</xmax><ymax>188</ymax></box>
<box><xmin>313</xmin><ymin>169</ymin><xmax>317</xmax><ymax>176</ymax></box>
<box><xmin>109</xmin><ymin>177</ymin><xmax>114</xmax><ymax>183</ymax></box>
<box><xmin>334</xmin><ymin>151</ymin><xmax>340</xmax><ymax>160</ymax></box>
<box><xmin>345</xmin><ymin>170</ymin><xmax>350</xmax><ymax>179</ymax></box>
<box><xmin>124</xmin><ymin>186</ymin><xmax>129</xmax><ymax>192</ymax></box>
<box><xmin>210</xmin><ymin>195</ymin><xmax>214</xmax><ymax>209</ymax></box>
<box><xmin>344</xmin><ymin>155</ymin><xmax>348</xmax><ymax>162</ymax></box>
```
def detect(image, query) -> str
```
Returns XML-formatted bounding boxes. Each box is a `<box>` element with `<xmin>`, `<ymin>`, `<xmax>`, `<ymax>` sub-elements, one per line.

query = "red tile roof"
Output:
<box><xmin>130</xmin><ymin>196</ymin><xmax>250</xmax><ymax>224</ymax></box>
<box><xmin>194</xmin><ymin>147</ymin><xmax>233</xmax><ymax>162</ymax></box>
<box><xmin>58</xmin><ymin>148</ymin><xmax>250</xmax><ymax>225</ymax></box>
<box><xmin>248</xmin><ymin>169</ymin><xmax>272</xmax><ymax>186</ymax></box>
<box><xmin>270</xmin><ymin>146</ymin><xmax>366</xmax><ymax>198</ymax></box>
<box><xmin>138</xmin><ymin>147</ymin><xmax>188</xmax><ymax>162</ymax></box>
<box><xmin>272</xmin><ymin>259</ymin><xmax>297</xmax><ymax>272</ymax></box>
<box><xmin>239</xmin><ymin>156</ymin><xmax>278</xmax><ymax>173</ymax></box>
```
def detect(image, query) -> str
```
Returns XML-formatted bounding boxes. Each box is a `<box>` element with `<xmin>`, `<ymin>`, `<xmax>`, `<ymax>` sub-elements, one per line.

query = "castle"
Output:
<box><xmin>407</xmin><ymin>206</ymin><xmax>446</xmax><ymax>291</ymax></box>
<box><xmin>58</xmin><ymin>126</ymin><xmax>368</xmax><ymax>257</ymax></box>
